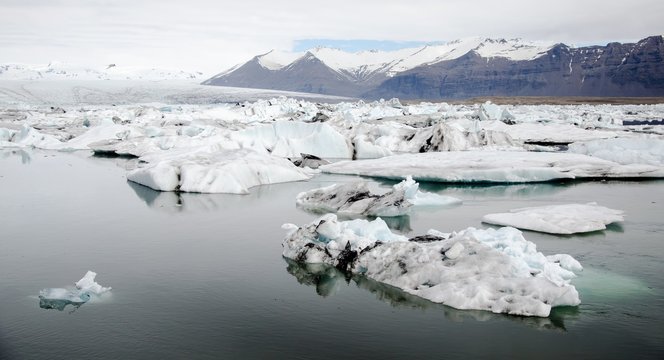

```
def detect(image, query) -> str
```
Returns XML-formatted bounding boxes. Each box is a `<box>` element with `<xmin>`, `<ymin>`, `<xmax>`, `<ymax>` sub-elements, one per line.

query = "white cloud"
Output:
<box><xmin>1</xmin><ymin>0</ymin><xmax>662</xmax><ymax>75</ymax></box>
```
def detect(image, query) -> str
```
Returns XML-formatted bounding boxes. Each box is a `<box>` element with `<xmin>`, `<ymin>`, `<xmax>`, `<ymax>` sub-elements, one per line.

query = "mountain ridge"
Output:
<box><xmin>203</xmin><ymin>36</ymin><xmax>664</xmax><ymax>99</ymax></box>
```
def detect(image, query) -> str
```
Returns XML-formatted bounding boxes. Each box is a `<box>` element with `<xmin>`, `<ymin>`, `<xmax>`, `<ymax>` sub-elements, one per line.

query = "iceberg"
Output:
<box><xmin>127</xmin><ymin>148</ymin><xmax>312</xmax><ymax>194</ymax></box>
<box><xmin>320</xmin><ymin>151</ymin><xmax>664</xmax><ymax>183</ymax></box>
<box><xmin>568</xmin><ymin>138</ymin><xmax>664</xmax><ymax>166</ymax></box>
<box><xmin>282</xmin><ymin>214</ymin><xmax>581</xmax><ymax>317</ymax></box>
<box><xmin>39</xmin><ymin>271</ymin><xmax>111</xmax><ymax>311</ymax></box>
<box><xmin>233</xmin><ymin>120</ymin><xmax>352</xmax><ymax>159</ymax></box>
<box><xmin>295</xmin><ymin>176</ymin><xmax>461</xmax><ymax>217</ymax></box>
<box><xmin>482</xmin><ymin>203</ymin><xmax>624</xmax><ymax>234</ymax></box>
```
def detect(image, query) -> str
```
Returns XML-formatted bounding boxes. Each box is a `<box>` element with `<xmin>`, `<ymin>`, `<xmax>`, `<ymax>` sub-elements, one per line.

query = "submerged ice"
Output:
<box><xmin>282</xmin><ymin>214</ymin><xmax>581</xmax><ymax>317</ymax></box>
<box><xmin>296</xmin><ymin>176</ymin><xmax>461</xmax><ymax>216</ymax></box>
<box><xmin>39</xmin><ymin>271</ymin><xmax>111</xmax><ymax>311</ymax></box>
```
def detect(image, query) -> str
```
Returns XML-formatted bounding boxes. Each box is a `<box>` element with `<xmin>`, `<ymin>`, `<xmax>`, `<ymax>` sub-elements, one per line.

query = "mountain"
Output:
<box><xmin>203</xmin><ymin>36</ymin><xmax>664</xmax><ymax>99</ymax></box>
<box><xmin>0</xmin><ymin>62</ymin><xmax>204</xmax><ymax>81</ymax></box>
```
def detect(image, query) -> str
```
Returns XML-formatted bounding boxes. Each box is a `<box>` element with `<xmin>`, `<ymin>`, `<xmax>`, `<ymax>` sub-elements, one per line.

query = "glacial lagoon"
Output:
<box><xmin>1</xmin><ymin>148</ymin><xmax>663</xmax><ymax>359</ymax></box>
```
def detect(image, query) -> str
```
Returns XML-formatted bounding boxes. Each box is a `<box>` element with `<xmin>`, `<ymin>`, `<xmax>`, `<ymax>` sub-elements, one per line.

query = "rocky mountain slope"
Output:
<box><xmin>204</xmin><ymin>36</ymin><xmax>664</xmax><ymax>99</ymax></box>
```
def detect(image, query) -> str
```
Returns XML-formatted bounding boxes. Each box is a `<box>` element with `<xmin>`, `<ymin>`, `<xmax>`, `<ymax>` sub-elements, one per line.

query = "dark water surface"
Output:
<box><xmin>1</xmin><ymin>149</ymin><xmax>663</xmax><ymax>359</ymax></box>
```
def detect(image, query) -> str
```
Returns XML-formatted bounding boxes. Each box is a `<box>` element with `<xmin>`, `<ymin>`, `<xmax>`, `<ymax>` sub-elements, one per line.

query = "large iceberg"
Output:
<box><xmin>282</xmin><ymin>214</ymin><xmax>581</xmax><ymax>317</ymax></box>
<box><xmin>127</xmin><ymin>148</ymin><xmax>312</xmax><ymax>194</ymax></box>
<box><xmin>39</xmin><ymin>271</ymin><xmax>111</xmax><ymax>311</ymax></box>
<box><xmin>320</xmin><ymin>151</ymin><xmax>664</xmax><ymax>183</ymax></box>
<box><xmin>482</xmin><ymin>203</ymin><xmax>624</xmax><ymax>234</ymax></box>
<box><xmin>233</xmin><ymin>120</ymin><xmax>352</xmax><ymax>159</ymax></box>
<box><xmin>296</xmin><ymin>176</ymin><xmax>461</xmax><ymax>217</ymax></box>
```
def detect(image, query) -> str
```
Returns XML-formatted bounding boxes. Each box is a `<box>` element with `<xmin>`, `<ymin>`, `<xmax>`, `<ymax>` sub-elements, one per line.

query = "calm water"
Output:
<box><xmin>1</xmin><ymin>149</ymin><xmax>663</xmax><ymax>359</ymax></box>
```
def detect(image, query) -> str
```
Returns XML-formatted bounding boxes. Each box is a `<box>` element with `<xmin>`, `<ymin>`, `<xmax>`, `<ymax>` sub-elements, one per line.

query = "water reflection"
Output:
<box><xmin>0</xmin><ymin>148</ymin><xmax>31</xmax><ymax>164</ymax></box>
<box><xmin>128</xmin><ymin>181</ymin><xmax>229</xmax><ymax>213</ymax></box>
<box><xmin>284</xmin><ymin>258</ymin><xmax>576</xmax><ymax>331</ymax></box>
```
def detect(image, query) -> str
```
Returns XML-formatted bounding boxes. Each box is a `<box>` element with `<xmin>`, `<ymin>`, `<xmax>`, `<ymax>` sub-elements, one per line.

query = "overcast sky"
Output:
<box><xmin>1</xmin><ymin>0</ymin><xmax>662</xmax><ymax>75</ymax></box>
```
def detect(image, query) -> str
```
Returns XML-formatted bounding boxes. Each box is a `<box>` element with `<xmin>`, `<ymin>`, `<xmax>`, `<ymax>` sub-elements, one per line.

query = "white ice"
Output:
<box><xmin>39</xmin><ymin>271</ymin><xmax>111</xmax><ymax>304</ymax></box>
<box><xmin>2</xmin><ymin>88</ymin><xmax>664</xmax><ymax>192</ymax></box>
<box><xmin>282</xmin><ymin>214</ymin><xmax>581</xmax><ymax>317</ymax></box>
<box><xmin>295</xmin><ymin>176</ymin><xmax>461</xmax><ymax>216</ymax></box>
<box><xmin>320</xmin><ymin>151</ymin><xmax>664</xmax><ymax>183</ymax></box>
<box><xmin>568</xmin><ymin>138</ymin><xmax>664</xmax><ymax>166</ymax></box>
<box><xmin>127</xmin><ymin>148</ymin><xmax>312</xmax><ymax>194</ymax></box>
<box><xmin>482</xmin><ymin>203</ymin><xmax>624</xmax><ymax>234</ymax></box>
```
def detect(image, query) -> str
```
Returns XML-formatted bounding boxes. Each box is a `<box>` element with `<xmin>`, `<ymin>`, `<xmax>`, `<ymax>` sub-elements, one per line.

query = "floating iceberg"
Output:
<box><xmin>320</xmin><ymin>151</ymin><xmax>664</xmax><ymax>183</ymax></box>
<box><xmin>482</xmin><ymin>203</ymin><xmax>624</xmax><ymax>234</ymax></box>
<box><xmin>39</xmin><ymin>271</ymin><xmax>111</xmax><ymax>311</ymax></box>
<box><xmin>568</xmin><ymin>138</ymin><xmax>664</xmax><ymax>166</ymax></box>
<box><xmin>127</xmin><ymin>149</ymin><xmax>312</xmax><ymax>194</ymax></box>
<box><xmin>296</xmin><ymin>176</ymin><xmax>461</xmax><ymax>217</ymax></box>
<box><xmin>282</xmin><ymin>214</ymin><xmax>581</xmax><ymax>317</ymax></box>
<box><xmin>233</xmin><ymin>121</ymin><xmax>352</xmax><ymax>159</ymax></box>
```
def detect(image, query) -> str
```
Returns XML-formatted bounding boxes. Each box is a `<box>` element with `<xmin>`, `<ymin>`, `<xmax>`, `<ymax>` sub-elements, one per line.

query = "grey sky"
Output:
<box><xmin>1</xmin><ymin>0</ymin><xmax>662</xmax><ymax>75</ymax></box>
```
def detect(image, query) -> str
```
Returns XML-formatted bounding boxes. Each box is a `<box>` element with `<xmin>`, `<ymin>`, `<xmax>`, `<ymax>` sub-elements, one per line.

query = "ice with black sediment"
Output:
<box><xmin>296</xmin><ymin>176</ymin><xmax>461</xmax><ymax>217</ymax></box>
<box><xmin>282</xmin><ymin>215</ymin><xmax>581</xmax><ymax>317</ymax></box>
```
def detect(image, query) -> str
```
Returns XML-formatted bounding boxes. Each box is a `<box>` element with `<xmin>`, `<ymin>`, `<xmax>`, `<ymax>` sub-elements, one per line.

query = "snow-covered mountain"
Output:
<box><xmin>203</xmin><ymin>36</ymin><xmax>664</xmax><ymax>99</ymax></box>
<box><xmin>0</xmin><ymin>62</ymin><xmax>204</xmax><ymax>81</ymax></box>
<box><xmin>238</xmin><ymin>37</ymin><xmax>553</xmax><ymax>81</ymax></box>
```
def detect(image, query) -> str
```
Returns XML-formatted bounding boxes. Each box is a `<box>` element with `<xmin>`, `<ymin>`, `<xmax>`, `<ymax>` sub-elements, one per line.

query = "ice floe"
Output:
<box><xmin>282</xmin><ymin>214</ymin><xmax>581</xmax><ymax>317</ymax></box>
<box><xmin>321</xmin><ymin>151</ymin><xmax>664</xmax><ymax>183</ymax></box>
<box><xmin>568</xmin><ymin>138</ymin><xmax>664</xmax><ymax>166</ymax></box>
<box><xmin>482</xmin><ymin>203</ymin><xmax>624</xmax><ymax>234</ymax></box>
<box><xmin>127</xmin><ymin>149</ymin><xmax>312</xmax><ymax>194</ymax></box>
<box><xmin>39</xmin><ymin>271</ymin><xmax>111</xmax><ymax>311</ymax></box>
<box><xmin>2</xmin><ymin>94</ymin><xmax>664</xmax><ymax>195</ymax></box>
<box><xmin>296</xmin><ymin>176</ymin><xmax>461</xmax><ymax>216</ymax></box>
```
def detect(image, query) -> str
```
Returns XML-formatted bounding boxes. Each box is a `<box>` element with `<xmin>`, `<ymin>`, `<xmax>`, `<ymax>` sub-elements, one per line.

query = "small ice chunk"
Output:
<box><xmin>482</xmin><ymin>203</ymin><xmax>624</xmax><ymax>234</ymax></box>
<box><xmin>39</xmin><ymin>271</ymin><xmax>111</xmax><ymax>311</ymax></box>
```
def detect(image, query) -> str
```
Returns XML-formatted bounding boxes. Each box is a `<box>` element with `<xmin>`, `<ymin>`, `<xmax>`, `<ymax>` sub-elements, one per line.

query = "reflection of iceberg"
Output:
<box><xmin>0</xmin><ymin>148</ymin><xmax>32</xmax><ymax>164</ymax></box>
<box><xmin>38</xmin><ymin>271</ymin><xmax>111</xmax><ymax>311</ymax></box>
<box><xmin>128</xmin><ymin>180</ymin><xmax>226</xmax><ymax>212</ymax></box>
<box><xmin>283</xmin><ymin>258</ymin><xmax>576</xmax><ymax>331</ymax></box>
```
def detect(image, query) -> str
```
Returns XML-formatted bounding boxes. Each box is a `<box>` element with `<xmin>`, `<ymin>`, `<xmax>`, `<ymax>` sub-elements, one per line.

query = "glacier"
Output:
<box><xmin>282</xmin><ymin>214</ymin><xmax>581</xmax><ymax>317</ymax></box>
<box><xmin>482</xmin><ymin>203</ymin><xmax>625</xmax><ymax>234</ymax></box>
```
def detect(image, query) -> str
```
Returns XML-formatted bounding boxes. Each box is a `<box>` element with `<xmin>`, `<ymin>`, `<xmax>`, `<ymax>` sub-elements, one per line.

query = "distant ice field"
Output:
<box><xmin>0</xmin><ymin>80</ymin><xmax>350</xmax><ymax>106</ymax></box>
